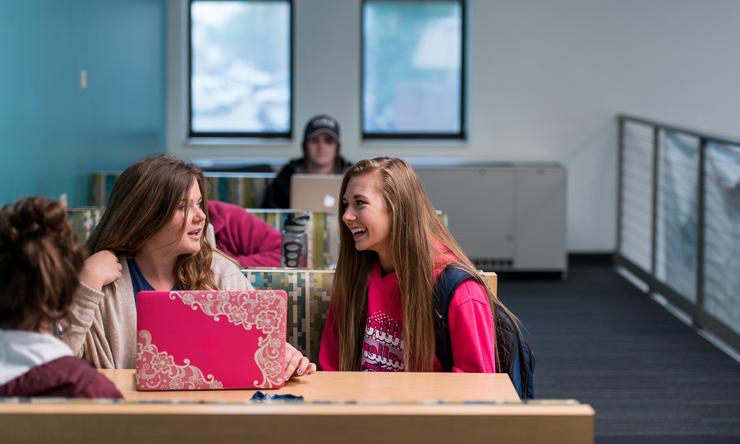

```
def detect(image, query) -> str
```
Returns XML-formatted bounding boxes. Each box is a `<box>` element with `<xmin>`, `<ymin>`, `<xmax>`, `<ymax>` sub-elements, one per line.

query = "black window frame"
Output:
<box><xmin>188</xmin><ymin>0</ymin><xmax>294</xmax><ymax>139</ymax></box>
<box><xmin>361</xmin><ymin>0</ymin><xmax>467</xmax><ymax>140</ymax></box>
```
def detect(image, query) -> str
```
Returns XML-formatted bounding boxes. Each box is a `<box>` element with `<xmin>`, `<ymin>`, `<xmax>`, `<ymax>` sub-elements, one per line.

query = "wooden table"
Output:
<box><xmin>101</xmin><ymin>369</ymin><xmax>520</xmax><ymax>402</ymax></box>
<box><xmin>0</xmin><ymin>370</ymin><xmax>594</xmax><ymax>444</ymax></box>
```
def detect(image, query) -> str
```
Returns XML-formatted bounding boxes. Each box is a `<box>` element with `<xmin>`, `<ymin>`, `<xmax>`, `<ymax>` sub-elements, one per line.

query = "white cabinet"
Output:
<box><xmin>416</xmin><ymin>163</ymin><xmax>567</xmax><ymax>273</ymax></box>
<box><xmin>514</xmin><ymin>166</ymin><xmax>567</xmax><ymax>271</ymax></box>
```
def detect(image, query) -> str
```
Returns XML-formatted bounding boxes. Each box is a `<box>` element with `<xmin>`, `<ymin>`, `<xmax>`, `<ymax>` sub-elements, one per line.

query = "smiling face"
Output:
<box><xmin>141</xmin><ymin>178</ymin><xmax>206</xmax><ymax>257</ymax></box>
<box><xmin>341</xmin><ymin>172</ymin><xmax>392</xmax><ymax>266</ymax></box>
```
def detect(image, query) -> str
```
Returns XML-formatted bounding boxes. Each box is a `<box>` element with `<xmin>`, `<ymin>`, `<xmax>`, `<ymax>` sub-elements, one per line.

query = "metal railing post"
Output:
<box><xmin>650</xmin><ymin>126</ymin><xmax>660</xmax><ymax>280</ymax></box>
<box><xmin>695</xmin><ymin>138</ymin><xmax>707</xmax><ymax>329</ymax></box>
<box><xmin>616</xmin><ymin>117</ymin><xmax>625</xmax><ymax>255</ymax></box>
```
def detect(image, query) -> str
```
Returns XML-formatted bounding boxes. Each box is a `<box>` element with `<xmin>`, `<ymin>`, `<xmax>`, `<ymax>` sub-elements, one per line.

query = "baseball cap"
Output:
<box><xmin>303</xmin><ymin>114</ymin><xmax>340</xmax><ymax>143</ymax></box>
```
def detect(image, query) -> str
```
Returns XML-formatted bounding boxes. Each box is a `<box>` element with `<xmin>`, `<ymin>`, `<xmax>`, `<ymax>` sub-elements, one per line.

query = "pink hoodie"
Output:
<box><xmin>319</xmin><ymin>253</ymin><xmax>495</xmax><ymax>373</ymax></box>
<box><xmin>207</xmin><ymin>201</ymin><xmax>282</xmax><ymax>268</ymax></box>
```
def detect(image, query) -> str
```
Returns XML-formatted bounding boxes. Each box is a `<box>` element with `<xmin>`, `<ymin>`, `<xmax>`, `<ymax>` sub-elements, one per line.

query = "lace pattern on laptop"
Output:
<box><xmin>136</xmin><ymin>330</ymin><xmax>224</xmax><ymax>390</ymax></box>
<box><xmin>172</xmin><ymin>290</ymin><xmax>287</xmax><ymax>388</ymax></box>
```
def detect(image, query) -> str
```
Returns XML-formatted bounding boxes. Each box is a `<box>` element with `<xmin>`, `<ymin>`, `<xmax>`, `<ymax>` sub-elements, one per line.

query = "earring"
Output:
<box><xmin>55</xmin><ymin>320</ymin><xmax>64</xmax><ymax>339</ymax></box>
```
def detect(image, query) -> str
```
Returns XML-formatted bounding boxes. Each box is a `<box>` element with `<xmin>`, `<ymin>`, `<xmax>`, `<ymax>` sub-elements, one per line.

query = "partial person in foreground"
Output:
<box><xmin>0</xmin><ymin>197</ymin><xmax>122</xmax><ymax>398</ymax></box>
<box><xmin>320</xmin><ymin>157</ymin><xmax>519</xmax><ymax>373</ymax></box>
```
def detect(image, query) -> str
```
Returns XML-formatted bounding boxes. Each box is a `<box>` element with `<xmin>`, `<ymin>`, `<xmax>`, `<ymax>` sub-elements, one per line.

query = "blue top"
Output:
<box><xmin>127</xmin><ymin>258</ymin><xmax>154</xmax><ymax>299</ymax></box>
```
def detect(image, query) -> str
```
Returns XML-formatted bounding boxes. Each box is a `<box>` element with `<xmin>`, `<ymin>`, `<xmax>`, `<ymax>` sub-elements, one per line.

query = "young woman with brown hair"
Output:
<box><xmin>64</xmin><ymin>155</ymin><xmax>315</xmax><ymax>378</ymax></box>
<box><xmin>320</xmin><ymin>157</ymin><xmax>511</xmax><ymax>372</ymax></box>
<box><xmin>0</xmin><ymin>197</ymin><xmax>122</xmax><ymax>398</ymax></box>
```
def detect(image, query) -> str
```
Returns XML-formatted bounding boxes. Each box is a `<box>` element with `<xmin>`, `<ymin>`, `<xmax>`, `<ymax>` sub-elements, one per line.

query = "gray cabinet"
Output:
<box><xmin>416</xmin><ymin>163</ymin><xmax>567</xmax><ymax>273</ymax></box>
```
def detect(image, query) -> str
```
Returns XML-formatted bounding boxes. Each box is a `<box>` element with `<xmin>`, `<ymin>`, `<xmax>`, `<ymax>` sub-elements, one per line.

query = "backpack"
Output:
<box><xmin>433</xmin><ymin>266</ymin><xmax>536</xmax><ymax>399</ymax></box>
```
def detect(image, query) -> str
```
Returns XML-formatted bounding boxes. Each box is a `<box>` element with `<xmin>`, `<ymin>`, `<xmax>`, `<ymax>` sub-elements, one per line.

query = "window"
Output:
<box><xmin>189</xmin><ymin>0</ymin><xmax>292</xmax><ymax>138</ymax></box>
<box><xmin>362</xmin><ymin>0</ymin><xmax>465</xmax><ymax>139</ymax></box>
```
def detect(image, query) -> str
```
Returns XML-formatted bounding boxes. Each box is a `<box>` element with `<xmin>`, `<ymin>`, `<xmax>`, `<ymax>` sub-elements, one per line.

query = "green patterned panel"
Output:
<box><xmin>310</xmin><ymin>214</ymin><xmax>325</xmax><ymax>268</ymax></box>
<box><xmin>244</xmin><ymin>269</ymin><xmax>309</xmax><ymax>355</ymax></box>
<box><xmin>205</xmin><ymin>174</ymin><xmax>273</xmax><ymax>208</ymax></box>
<box><xmin>67</xmin><ymin>207</ymin><xmax>105</xmax><ymax>242</ymax></box>
<box><xmin>306</xmin><ymin>270</ymin><xmax>335</xmax><ymax>363</ymax></box>
<box><xmin>243</xmin><ymin>269</ymin><xmax>335</xmax><ymax>363</ymax></box>
<box><xmin>307</xmin><ymin>212</ymin><xmax>336</xmax><ymax>269</ymax></box>
<box><xmin>239</xmin><ymin>176</ymin><xmax>271</xmax><ymax>208</ymax></box>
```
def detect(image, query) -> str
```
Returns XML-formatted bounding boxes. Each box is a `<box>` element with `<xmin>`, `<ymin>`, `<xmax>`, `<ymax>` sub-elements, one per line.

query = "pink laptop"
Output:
<box><xmin>135</xmin><ymin>290</ymin><xmax>287</xmax><ymax>391</ymax></box>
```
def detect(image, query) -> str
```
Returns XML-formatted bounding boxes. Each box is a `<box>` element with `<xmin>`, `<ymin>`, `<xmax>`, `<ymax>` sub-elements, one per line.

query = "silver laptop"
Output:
<box><xmin>290</xmin><ymin>174</ymin><xmax>344</xmax><ymax>213</ymax></box>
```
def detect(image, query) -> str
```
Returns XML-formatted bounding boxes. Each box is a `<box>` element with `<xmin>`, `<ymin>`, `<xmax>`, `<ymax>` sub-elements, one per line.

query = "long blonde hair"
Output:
<box><xmin>333</xmin><ymin>157</ymin><xmax>512</xmax><ymax>372</ymax></box>
<box><xmin>88</xmin><ymin>155</ymin><xmax>216</xmax><ymax>290</ymax></box>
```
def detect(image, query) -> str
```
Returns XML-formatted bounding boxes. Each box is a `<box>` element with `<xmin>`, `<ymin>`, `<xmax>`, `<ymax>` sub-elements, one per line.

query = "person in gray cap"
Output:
<box><xmin>263</xmin><ymin>114</ymin><xmax>352</xmax><ymax>208</ymax></box>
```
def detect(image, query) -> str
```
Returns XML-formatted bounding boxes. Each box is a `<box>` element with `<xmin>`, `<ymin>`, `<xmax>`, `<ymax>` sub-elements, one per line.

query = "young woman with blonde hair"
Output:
<box><xmin>64</xmin><ymin>155</ymin><xmax>315</xmax><ymax>378</ymax></box>
<box><xmin>320</xmin><ymin>157</ymin><xmax>511</xmax><ymax>372</ymax></box>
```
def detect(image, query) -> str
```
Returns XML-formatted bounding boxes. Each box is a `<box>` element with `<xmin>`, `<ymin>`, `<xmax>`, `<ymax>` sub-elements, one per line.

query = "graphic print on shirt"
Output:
<box><xmin>361</xmin><ymin>311</ymin><xmax>404</xmax><ymax>371</ymax></box>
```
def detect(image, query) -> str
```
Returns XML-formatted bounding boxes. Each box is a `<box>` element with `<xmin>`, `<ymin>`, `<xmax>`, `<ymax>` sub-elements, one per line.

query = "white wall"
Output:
<box><xmin>167</xmin><ymin>0</ymin><xmax>740</xmax><ymax>252</ymax></box>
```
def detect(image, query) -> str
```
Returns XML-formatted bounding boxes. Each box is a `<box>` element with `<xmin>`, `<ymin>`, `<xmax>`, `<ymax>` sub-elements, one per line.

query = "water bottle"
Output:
<box><xmin>281</xmin><ymin>214</ymin><xmax>308</xmax><ymax>268</ymax></box>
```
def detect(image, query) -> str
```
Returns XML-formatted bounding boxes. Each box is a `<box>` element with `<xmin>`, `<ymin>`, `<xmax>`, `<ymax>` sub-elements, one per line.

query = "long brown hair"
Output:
<box><xmin>0</xmin><ymin>198</ymin><xmax>85</xmax><ymax>331</ymax></box>
<box><xmin>333</xmin><ymin>157</ymin><xmax>515</xmax><ymax>372</ymax></box>
<box><xmin>88</xmin><ymin>155</ymin><xmax>216</xmax><ymax>290</ymax></box>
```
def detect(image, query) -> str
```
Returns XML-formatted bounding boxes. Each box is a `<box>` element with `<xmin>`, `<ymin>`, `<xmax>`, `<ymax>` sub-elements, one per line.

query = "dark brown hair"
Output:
<box><xmin>88</xmin><ymin>154</ymin><xmax>216</xmax><ymax>290</ymax></box>
<box><xmin>0</xmin><ymin>197</ymin><xmax>85</xmax><ymax>331</ymax></box>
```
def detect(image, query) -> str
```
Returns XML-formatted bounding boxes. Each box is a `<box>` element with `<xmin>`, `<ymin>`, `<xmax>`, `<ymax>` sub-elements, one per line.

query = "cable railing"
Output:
<box><xmin>616</xmin><ymin>114</ymin><xmax>740</xmax><ymax>352</ymax></box>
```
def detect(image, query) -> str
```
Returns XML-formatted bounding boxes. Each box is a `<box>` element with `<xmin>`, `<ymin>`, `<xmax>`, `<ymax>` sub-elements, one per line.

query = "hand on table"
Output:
<box><xmin>285</xmin><ymin>342</ymin><xmax>317</xmax><ymax>381</ymax></box>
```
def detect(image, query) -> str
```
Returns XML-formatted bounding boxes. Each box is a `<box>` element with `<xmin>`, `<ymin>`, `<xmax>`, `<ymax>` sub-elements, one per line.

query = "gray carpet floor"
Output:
<box><xmin>498</xmin><ymin>262</ymin><xmax>740</xmax><ymax>444</ymax></box>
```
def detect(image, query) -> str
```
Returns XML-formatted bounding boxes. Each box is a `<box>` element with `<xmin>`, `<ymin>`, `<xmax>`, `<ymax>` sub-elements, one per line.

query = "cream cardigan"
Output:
<box><xmin>63</xmin><ymin>252</ymin><xmax>253</xmax><ymax>369</ymax></box>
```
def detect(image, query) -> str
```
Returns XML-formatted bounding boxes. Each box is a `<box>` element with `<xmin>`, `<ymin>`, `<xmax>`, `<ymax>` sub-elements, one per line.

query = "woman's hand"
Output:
<box><xmin>285</xmin><ymin>342</ymin><xmax>317</xmax><ymax>381</ymax></box>
<box><xmin>79</xmin><ymin>250</ymin><xmax>122</xmax><ymax>291</ymax></box>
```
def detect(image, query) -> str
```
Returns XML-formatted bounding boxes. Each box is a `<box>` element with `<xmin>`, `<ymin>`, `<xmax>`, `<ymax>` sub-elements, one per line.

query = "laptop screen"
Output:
<box><xmin>289</xmin><ymin>174</ymin><xmax>344</xmax><ymax>213</ymax></box>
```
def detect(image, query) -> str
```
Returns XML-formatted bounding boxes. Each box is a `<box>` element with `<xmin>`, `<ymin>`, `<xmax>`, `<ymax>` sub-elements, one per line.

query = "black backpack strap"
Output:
<box><xmin>495</xmin><ymin>307</ymin><xmax>537</xmax><ymax>399</ymax></box>
<box><xmin>433</xmin><ymin>266</ymin><xmax>474</xmax><ymax>372</ymax></box>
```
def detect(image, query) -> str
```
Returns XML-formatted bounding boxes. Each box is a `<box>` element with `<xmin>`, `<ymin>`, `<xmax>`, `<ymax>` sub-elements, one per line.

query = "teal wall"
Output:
<box><xmin>0</xmin><ymin>0</ymin><xmax>165</xmax><ymax>206</ymax></box>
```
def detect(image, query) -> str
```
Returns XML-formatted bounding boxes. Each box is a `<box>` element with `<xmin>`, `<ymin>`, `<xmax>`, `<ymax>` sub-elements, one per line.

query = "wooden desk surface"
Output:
<box><xmin>100</xmin><ymin>369</ymin><xmax>520</xmax><ymax>402</ymax></box>
<box><xmin>0</xmin><ymin>370</ymin><xmax>594</xmax><ymax>444</ymax></box>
